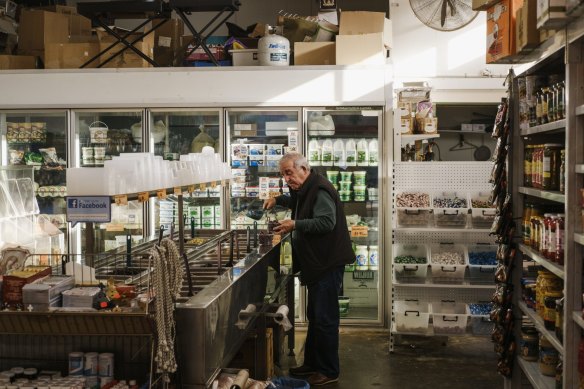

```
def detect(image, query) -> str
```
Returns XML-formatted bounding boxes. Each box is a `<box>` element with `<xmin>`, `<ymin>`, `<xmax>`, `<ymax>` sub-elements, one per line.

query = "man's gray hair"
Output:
<box><xmin>280</xmin><ymin>152</ymin><xmax>310</xmax><ymax>171</ymax></box>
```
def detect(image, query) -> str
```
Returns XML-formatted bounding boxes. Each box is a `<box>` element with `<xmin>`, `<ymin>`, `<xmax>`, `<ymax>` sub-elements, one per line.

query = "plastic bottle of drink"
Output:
<box><xmin>345</xmin><ymin>139</ymin><xmax>357</xmax><ymax>167</ymax></box>
<box><xmin>281</xmin><ymin>240</ymin><xmax>292</xmax><ymax>266</ymax></box>
<box><xmin>368</xmin><ymin>139</ymin><xmax>379</xmax><ymax>166</ymax></box>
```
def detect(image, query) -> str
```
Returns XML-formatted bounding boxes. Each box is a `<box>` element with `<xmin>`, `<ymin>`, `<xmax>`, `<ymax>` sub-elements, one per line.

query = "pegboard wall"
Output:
<box><xmin>393</xmin><ymin>161</ymin><xmax>492</xmax><ymax>191</ymax></box>
<box><xmin>393</xmin><ymin>229</ymin><xmax>493</xmax><ymax>244</ymax></box>
<box><xmin>392</xmin><ymin>285</ymin><xmax>494</xmax><ymax>302</ymax></box>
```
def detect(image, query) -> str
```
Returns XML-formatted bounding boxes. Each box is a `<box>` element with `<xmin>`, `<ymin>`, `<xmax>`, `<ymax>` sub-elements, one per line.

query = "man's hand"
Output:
<box><xmin>263</xmin><ymin>198</ymin><xmax>276</xmax><ymax>210</ymax></box>
<box><xmin>274</xmin><ymin>220</ymin><xmax>295</xmax><ymax>234</ymax></box>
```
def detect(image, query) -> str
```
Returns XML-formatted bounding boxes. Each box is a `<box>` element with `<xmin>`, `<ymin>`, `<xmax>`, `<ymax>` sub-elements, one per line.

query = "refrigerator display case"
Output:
<box><xmin>0</xmin><ymin>110</ymin><xmax>68</xmax><ymax>255</ymax></box>
<box><xmin>147</xmin><ymin>109</ymin><xmax>223</xmax><ymax>238</ymax></box>
<box><xmin>225</xmin><ymin>108</ymin><xmax>300</xmax><ymax>229</ymax></box>
<box><xmin>71</xmin><ymin>110</ymin><xmax>145</xmax><ymax>254</ymax></box>
<box><xmin>304</xmin><ymin>107</ymin><xmax>384</xmax><ymax>321</ymax></box>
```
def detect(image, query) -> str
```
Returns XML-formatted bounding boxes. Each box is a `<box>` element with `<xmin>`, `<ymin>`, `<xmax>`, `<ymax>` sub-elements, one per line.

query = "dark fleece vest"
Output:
<box><xmin>289</xmin><ymin>170</ymin><xmax>355</xmax><ymax>285</ymax></box>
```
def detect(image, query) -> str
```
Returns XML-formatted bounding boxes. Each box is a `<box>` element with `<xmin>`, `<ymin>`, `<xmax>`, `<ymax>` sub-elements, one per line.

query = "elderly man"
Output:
<box><xmin>263</xmin><ymin>152</ymin><xmax>354</xmax><ymax>386</ymax></box>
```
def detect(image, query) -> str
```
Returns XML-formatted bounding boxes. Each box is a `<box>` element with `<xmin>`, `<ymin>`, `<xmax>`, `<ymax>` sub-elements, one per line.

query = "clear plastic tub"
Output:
<box><xmin>467</xmin><ymin>244</ymin><xmax>497</xmax><ymax>283</ymax></box>
<box><xmin>429</xmin><ymin>244</ymin><xmax>467</xmax><ymax>283</ymax></box>
<box><xmin>396</xmin><ymin>191</ymin><xmax>432</xmax><ymax>227</ymax></box>
<box><xmin>431</xmin><ymin>302</ymin><xmax>468</xmax><ymax>335</ymax></box>
<box><xmin>470</xmin><ymin>191</ymin><xmax>496</xmax><ymax>228</ymax></box>
<box><xmin>392</xmin><ymin>244</ymin><xmax>428</xmax><ymax>281</ymax></box>
<box><xmin>394</xmin><ymin>300</ymin><xmax>431</xmax><ymax>333</ymax></box>
<box><xmin>433</xmin><ymin>191</ymin><xmax>469</xmax><ymax>228</ymax></box>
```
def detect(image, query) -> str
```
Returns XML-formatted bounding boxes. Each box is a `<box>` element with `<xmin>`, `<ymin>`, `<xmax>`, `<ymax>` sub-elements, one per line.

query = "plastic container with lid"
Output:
<box><xmin>394</xmin><ymin>300</ymin><xmax>430</xmax><ymax>333</ymax></box>
<box><xmin>431</xmin><ymin>301</ymin><xmax>468</xmax><ymax>335</ymax></box>
<box><xmin>356</xmin><ymin>139</ymin><xmax>369</xmax><ymax>166</ymax></box>
<box><xmin>368</xmin><ymin>245</ymin><xmax>379</xmax><ymax>270</ymax></box>
<box><xmin>355</xmin><ymin>245</ymin><xmax>369</xmax><ymax>270</ymax></box>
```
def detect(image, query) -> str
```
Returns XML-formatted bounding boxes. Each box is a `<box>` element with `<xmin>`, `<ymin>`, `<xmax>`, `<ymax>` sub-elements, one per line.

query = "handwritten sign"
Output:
<box><xmin>350</xmin><ymin>226</ymin><xmax>368</xmax><ymax>238</ymax></box>
<box><xmin>188</xmin><ymin>185</ymin><xmax>195</xmax><ymax>194</ymax></box>
<box><xmin>174</xmin><ymin>187</ymin><xmax>182</xmax><ymax>196</ymax></box>
<box><xmin>114</xmin><ymin>194</ymin><xmax>128</xmax><ymax>206</ymax></box>
<box><xmin>157</xmin><ymin>189</ymin><xmax>167</xmax><ymax>200</ymax></box>
<box><xmin>137</xmin><ymin>192</ymin><xmax>149</xmax><ymax>203</ymax></box>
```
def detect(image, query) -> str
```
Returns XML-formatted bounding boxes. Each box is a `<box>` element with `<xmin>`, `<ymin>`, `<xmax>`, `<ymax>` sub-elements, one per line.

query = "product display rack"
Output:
<box><xmin>506</xmin><ymin>15</ymin><xmax>584</xmax><ymax>389</ymax></box>
<box><xmin>390</xmin><ymin>161</ymin><xmax>497</xmax><ymax>351</ymax></box>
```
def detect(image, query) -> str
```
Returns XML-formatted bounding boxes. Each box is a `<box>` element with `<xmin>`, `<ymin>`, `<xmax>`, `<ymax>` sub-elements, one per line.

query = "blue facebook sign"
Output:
<box><xmin>66</xmin><ymin>196</ymin><xmax>111</xmax><ymax>226</ymax></box>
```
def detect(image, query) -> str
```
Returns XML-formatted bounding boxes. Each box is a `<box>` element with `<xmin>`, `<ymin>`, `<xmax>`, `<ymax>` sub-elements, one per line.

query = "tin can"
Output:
<box><xmin>84</xmin><ymin>352</ymin><xmax>99</xmax><ymax>376</ymax></box>
<box><xmin>98</xmin><ymin>353</ymin><xmax>115</xmax><ymax>377</ymax></box>
<box><xmin>69</xmin><ymin>352</ymin><xmax>84</xmax><ymax>376</ymax></box>
<box><xmin>85</xmin><ymin>375</ymin><xmax>100</xmax><ymax>389</ymax></box>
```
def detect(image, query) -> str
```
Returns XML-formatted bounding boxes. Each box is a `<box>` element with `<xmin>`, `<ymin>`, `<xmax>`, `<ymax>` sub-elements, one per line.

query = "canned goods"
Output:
<box><xmin>85</xmin><ymin>375</ymin><xmax>100</xmax><ymax>389</ymax></box>
<box><xmin>69</xmin><ymin>352</ymin><xmax>84</xmax><ymax>376</ymax></box>
<box><xmin>84</xmin><ymin>352</ymin><xmax>99</xmax><ymax>376</ymax></box>
<box><xmin>98</xmin><ymin>353</ymin><xmax>115</xmax><ymax>377</ymax></box>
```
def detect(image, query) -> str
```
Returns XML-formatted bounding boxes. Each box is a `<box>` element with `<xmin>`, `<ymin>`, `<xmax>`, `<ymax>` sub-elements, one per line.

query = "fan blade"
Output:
<box><xmin>447</xmin><ymin>0</ymin><xmax>457</xmax><ymax>16</ymax></box>
<box><xmin>441</xmin><ymin>0</ymin><xmax>447</xmax><ymax>27</ymax></box>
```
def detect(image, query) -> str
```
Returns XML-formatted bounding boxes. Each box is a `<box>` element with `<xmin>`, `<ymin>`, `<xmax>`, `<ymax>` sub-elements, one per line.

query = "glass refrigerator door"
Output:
<box><xmin>226</xmin><ymin>109</ymin><xmax>300</xmax><ymax>229</ymax></box>
<box><xmin>71</xmin><ymin>110</ymin><xmax>145</xmax><ymax>255</ymax></box>
<box><xmin>0</xmin><ymin>110</ymin><xmax>68</xmax><ymax>257</ymax></box>
<box><xmin>147</xmin><ymin>109</ymin><xmax>223</xmax><ymax>238</ymax></box>
<box><xmin>304</xmin><ymin>107</ymin><xmax>383</xmax><ymax>321</ymax></box>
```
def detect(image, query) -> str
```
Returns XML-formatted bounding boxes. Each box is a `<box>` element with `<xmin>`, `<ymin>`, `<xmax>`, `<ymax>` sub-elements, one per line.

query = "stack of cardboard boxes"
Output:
<box><xmin>476</xmin><ymin>0</ymin><xmax>568</xmax><ymax>63</ymax></box>
<box><xmin>294</xmin><ymin>11</ymin><xmax>392</xmax><ymax>66</ymax></box>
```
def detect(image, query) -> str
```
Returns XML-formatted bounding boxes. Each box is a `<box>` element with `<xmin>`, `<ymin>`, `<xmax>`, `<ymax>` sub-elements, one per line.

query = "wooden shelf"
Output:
<box><xmin>518</xmin><ymin>187</ymin><xmax>565</xmax><ymax>203</ymax></box>
<box><xmin>519</xmin><ymin>119</ymin><xmax>566</xmax><ymax>136</ymax></box>
<box><xmin>518</xmin><ymin>243</ymin><xmax>565</xmax><ymax>279</ymax></box>
<box><xmin>518</xmin><ymin>301</ymin><xmax>564</xmax><ymax>354</ymax></box>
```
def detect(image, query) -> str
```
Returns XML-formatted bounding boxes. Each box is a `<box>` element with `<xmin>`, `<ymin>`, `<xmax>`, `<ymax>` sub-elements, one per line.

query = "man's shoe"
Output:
<box><xmin>289</xmin><ymin>365</ymin><xmax>316</xmax><ymax>376</ymax></box>
<box><xmin>307</xmin><ymin>372</ymin><xmax>338</xmax><ymax>386</ymax></box>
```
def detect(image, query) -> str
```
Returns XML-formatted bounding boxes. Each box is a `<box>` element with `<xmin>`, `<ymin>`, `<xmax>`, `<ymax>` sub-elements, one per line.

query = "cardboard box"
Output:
<box><xmin>97</xmin><ymin>29</ymin><xmax>155</xmax><ymax>68</ymax></box>
<box><xmin>473</xmin><ymin>0</ymin><xmax>502</xmax><ymax>10</ymax></box>
<box><xmin>516</xmin><ymin>1</ymin><xmax>540</xmax><ymax>53</ymax></box>
<box><xmin>230</xmin><ymin>49</ymin><xmax>259</xmax><ymax>66</ymax></box>
<box><xmin>44</xmin><ymin>42</ymin><xmax>100</xmax><ymax>69</ymax></box>
<box><xmin>486</xmin><ymin>0</ymin><xmax>523</xmax><ymax>63</ymax></box>
<box><xmin>0</xmin><ymin>54</ymin><xmax>36</xmax><ymax>69</ymax></box>
<box><xmin>336</xmin><ymin>33</ymin><xmax>386</xmax><ymax>65</ymax></box>
<box><xmin>17</xmin><ymin>10</ymin><xmax>70</xmax><ymax>55</ymax></box>
<box><xmin>35</xmin><ymin>6</ymin><xmax>92</xmax><ymax>37</ymax></box>
<box><xmin>536</xmin><ymin>0</ymin><xmax>567</xmax><ymax>29</ymax></box>
<box><xmin>339</xmin><ymin>11</ymin><xmax>392</xmax><ymax>48</ymax></box>
<box><xmin>294</xmin><ymin>42</ymin><xmax>335</xmax><ymax>65</ymax></box>
<box><xmin>154</xmin><ymin>18</ymin><xmax>184</xmax><ymax>66</ymax></box>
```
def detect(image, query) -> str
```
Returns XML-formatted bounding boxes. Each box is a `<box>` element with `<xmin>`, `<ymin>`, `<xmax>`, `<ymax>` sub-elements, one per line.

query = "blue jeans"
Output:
<box><xmin>304</xmin><ymin>265</ymin><xmax>344</xmax><ymax>378</ymax></box>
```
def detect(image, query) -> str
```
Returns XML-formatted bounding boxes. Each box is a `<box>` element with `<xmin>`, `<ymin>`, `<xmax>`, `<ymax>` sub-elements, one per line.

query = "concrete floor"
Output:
<box><xmin>278</xmin><ymin>327</ymin><xmax>504</xmax><ymax>389</ymax></box>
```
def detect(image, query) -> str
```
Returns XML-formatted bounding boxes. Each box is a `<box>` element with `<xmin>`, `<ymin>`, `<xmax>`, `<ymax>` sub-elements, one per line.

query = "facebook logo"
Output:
<box><xmin>68</xmin><ymin>199</ymin><xmax>78</xmax><ymax>208</ymax></box>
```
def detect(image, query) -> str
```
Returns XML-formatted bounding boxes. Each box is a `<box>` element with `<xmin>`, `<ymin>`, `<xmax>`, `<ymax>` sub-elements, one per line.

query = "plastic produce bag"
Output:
<box><xmin>268</xmin><ymin>377</ymin><xmax>310</xmax><ymax>389</ymax></box>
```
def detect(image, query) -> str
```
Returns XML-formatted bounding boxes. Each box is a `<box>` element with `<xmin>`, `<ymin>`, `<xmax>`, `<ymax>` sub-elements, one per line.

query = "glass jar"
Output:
<box><xmin>541</xmin><ymin>87</ymin><xmax>549</xmax><ymax>124</ymax></box>
<box><xmin>544</xmin><ymin>291</ymin><xmax>563</xmax><ymax>331</ymax></box>
<box><xmin>536</xmin><ymin>91</ymin><xmax>543</xmax><ymax>125</ymax></box>
<box><xmin>540</xmin><ymin>335</ymin><xmax>559</xmax><ymax>376</ymax></box>
<box><xmin>548</xmin><ymin>214</ymin><xmax>558</xmax><ymax>261</ymax></box>
<box><xmin>543</xmin><ymin>144</ymin><xmax>563</xmax><ymax>190</ymax></box>
<box><xmin>525</xmin><ymin>145</ymin><xmax>534</xmax><ymax>187</ymax></box>
<box><xmin>559</xmin><ymin>149</ymin><xmax>565</xmax><ymax>193</ymax></box>
<box><xmin>542</xmin><ymin>214</ymin><xmax>552</xmax><ymax>258</ymax></box>
<box><xmin>548</xmin><ymin>86</ymin><xmax>556</xmax><ymax>122</ymax></box>
<box><xmin>523</xmin><ymin>204</ymin><xmax>533</xmax><ymax>245</ymax></box>
<box><xmin>520</xmin><ymin>326</ymin><xmax>539</xmax><ymax>361</ymax></box>
<box><xmin>557</xmin><ymin>81</ymin><xmax>565</xmax><ymax>120</ymax></box>
<box><xmin>536</xmin><ymin>271</ymin><xmax>563</xmax><ymax>318</ymax></box>
<box><xmin>555</xmin><ymin>214</ymin><xmax>565</xmax><ymax>265</ymax></box>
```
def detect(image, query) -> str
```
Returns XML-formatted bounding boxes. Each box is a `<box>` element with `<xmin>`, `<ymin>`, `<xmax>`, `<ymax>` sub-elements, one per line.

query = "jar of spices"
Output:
<box><xmin>544</xmin><ymin>291</ymin><xmax>563</xmax><ymax>331</ymax></box>
<box><xmin>548</xmin><ymin>214</ymin><xmax>558</xmax><ymax>261</ymax></box>
<box><xmin>559</xmin><ymin>149</ymin><xmax>565</xmax><ymax>193</ymax></box>
<box><xmin>536</xmin><ymin>271</ymin><xmax>563</xmax><ymax>318</ymax></box>
<box><xmin>525</xmin><ymin>145</ymin><xmax>534</xmax><ymax>187</ymax></box>
<box><xmin>520</xmin><ymin>326</ymin><xmax>539</xmax><ymax>361</ymax></box>
<box><xmin>540</xmin><ymin>335</ymin><xmax>559</xmax><ymax>376</ymax></box>
<box><xmin>555</xmin><ymin>214</ymin><xmax>565</xmax><ymax>265</ymax></box>
<box><xmin>555</xmin><ymin>297</ymin><xmax>564</xmax><ymax>343</ymax></box>
<box><xmin>543</xmin><ymin>144</ymin><xmax>563</xmax><ymax>190</ymax></box>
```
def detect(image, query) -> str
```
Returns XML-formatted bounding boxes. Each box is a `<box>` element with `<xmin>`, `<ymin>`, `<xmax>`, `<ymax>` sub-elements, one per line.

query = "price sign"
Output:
<box><xmin>210</xmin><ymin>181</ymin><xmax>217</xmax><ymax>188</ymax></box>
<box><xmin>174</xmin><ymin>187</ymin><xmax>182</xmax><ymax>196</ymax></box>
<box><xmin>105</xmin><ymin>223</ymin><xmax>124</xmax><ymax>232</ymax></box>
<box><xmin>157</xmin><ymin>189</ymin><xmax>167</xmax><ymax>200</ymax></box>
<box><xmin>199</xmin><ymin>183</ymin><xmax>206</xmax><ymax>191</ymax></box>
<box><xmin>351</xmin><ymin>226</ymin><xmax>368</xmax><ymax>238</ymax></box>
<box><xmin>188</xmin><ymin>185</ymin><xmax>195</xmax><ymax>194</ymax></box>
<box><xmin>137</xmin><ymin>192</ymin><xmax>149</xmax><ymax>203</ymax></box>
<box><xmin>114</xmin><ymin>194</ymin><xmax>128</xmax><ymax>206</ymax></box>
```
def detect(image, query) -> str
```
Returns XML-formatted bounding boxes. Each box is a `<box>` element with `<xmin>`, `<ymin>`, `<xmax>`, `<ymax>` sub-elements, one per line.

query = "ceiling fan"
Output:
<box><xmin>409</xmin><ymin>0</ymin><xmax>479</xmax><ymax>32</ymax></box>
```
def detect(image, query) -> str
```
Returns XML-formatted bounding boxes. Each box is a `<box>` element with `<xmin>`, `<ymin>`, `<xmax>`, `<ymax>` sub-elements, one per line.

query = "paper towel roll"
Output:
<box><xmin>274</xmin><ymin>304</ymin><xmax>293</xmax><ymax>331</ymax></box>
<box><xmin>235</xmin><ymin>304</ymin><xmax>256</xmax><ymax>329</ymax></box>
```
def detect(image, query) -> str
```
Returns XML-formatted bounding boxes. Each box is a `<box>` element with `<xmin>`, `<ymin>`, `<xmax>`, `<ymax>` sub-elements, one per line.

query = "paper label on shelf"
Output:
<box><xmin>174</xmin><ymin>187</ymin><xmax>182</xmax><ymax>196</ymax></box>
<box><xmin>157</xmin><ymin>189</ymin><xmax>167</xmax><ymax>200</ymax></box>
<box><xmin>114</xmin><ymin>194</ymin><xmax>128</xmax><ymax>206</ymax></box>
<box><xmin>210</xmin><ymin>181</ymin><xmax>217</xmax><ymax>188</ymax></box>
<box><xmin>351</xmin><ymin>226</ymin><xmax>368</xmax><ymax>238</ymax></box>
<box><xmin>199</xmin><ymin>183</ymin><xmax>206</xmax><ymax>190</ymax></box>
<box><xmin>188</xmin><ymin>185</ymin><xmax>195</xmax><ymax>194</ymax></box>
<box><xmin>66</xmin><ymin>196</ymin><xmax>111</xmax><ymax>227</ymax></box>
<box><xmin>138</xmin><ymin>192</ymin><xmax>149</xmax><ymax>203</ymax></box>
